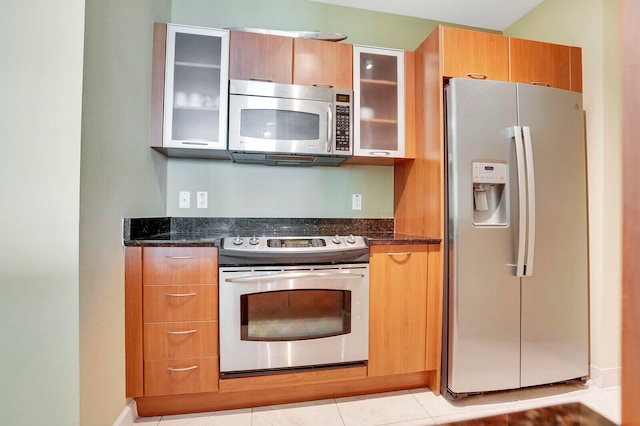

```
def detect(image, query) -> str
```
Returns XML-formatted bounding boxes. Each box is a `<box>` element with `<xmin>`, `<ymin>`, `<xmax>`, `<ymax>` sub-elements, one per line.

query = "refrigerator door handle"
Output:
<box><xmin>512</xmin><ymin>126</ymin><xmax>527</xmax><ymax>277</ymax></box>
<box><xmin>522</xmin><ymin>126</ymin><xmax>536</xmax><ymax>276</ymax></box>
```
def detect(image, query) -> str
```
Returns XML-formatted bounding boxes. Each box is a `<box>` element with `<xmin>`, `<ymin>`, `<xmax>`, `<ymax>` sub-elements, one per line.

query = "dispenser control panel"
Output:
<box><xmin>472</xmin><ymin>162</ymin><xmax>507</xmax><ymax>184</ymax></box>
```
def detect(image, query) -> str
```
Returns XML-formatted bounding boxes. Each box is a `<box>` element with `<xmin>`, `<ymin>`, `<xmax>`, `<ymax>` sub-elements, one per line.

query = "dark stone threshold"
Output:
<box><xmin>441</xmin><ymin>402</ymin><xmax>615</xmax><ymax>426</ymax></box>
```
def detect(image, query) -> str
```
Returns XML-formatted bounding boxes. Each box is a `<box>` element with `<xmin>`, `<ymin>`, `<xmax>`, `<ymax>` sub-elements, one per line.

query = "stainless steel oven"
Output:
<box><xmin>218</xmin><ymin>235</ymin><xmax>369</xmax><ymax>377</ymax></box>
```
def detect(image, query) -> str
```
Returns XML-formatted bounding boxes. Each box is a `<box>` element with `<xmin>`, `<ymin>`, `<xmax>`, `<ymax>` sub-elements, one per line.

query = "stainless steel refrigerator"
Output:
<box><xmin>443</xmin><ymin>78</ymin><xmax>589</xmax><ymax>399</ymax></box>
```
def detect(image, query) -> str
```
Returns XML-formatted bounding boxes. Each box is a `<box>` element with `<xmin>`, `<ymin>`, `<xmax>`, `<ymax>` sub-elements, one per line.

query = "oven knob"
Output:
<box><xmin>249</xmin><ymin>236</ymin><xmax>260</xmax><ymax>245</ymax></box>
<box><xmin>233</xmin><ymin>236</ymin><xmax>243</xmax><ymax>245</ymax></box>
<box><xmin>346</xmin><ymin>234</ymin><xmax>357</xmax><ymax>244</ymax></box>
<box><xmin>332</xmin><ymin>235</ymin><xmax>342</xmax><ymax>244</ymax></box>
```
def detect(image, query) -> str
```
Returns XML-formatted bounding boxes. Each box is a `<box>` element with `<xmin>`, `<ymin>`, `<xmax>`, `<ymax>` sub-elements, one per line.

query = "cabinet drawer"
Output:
<box><xmin>144</xmin><ymin>321</ymin><xmax>218</xmax><ymax>360</ymax></box>
<box><xmin>143</xmin><ymin>285</ymin><xmax>218</xmax><ymax>322</ymax></box>
<box><xmin>143</xmin><ymin>247</ymin><xmax>218</xmax><ymax>285</ymax></box>
<box><xmin>144</xmin><ymin>356</ymin><xmax>219</xmax><ymax>396</ymax></box>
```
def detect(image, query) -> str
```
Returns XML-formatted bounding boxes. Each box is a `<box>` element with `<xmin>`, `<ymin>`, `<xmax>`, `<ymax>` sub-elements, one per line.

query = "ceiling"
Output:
<box><xmin>308</xmin><ymin>0</ymin><xmax>544</xmax><ymax>31</ymax></box>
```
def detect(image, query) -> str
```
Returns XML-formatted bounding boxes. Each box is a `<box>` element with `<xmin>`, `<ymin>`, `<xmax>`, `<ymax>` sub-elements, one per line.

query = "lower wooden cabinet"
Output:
<box><xmin>125</xmin><ymin>243</ymin><xmax>442</xmax><ymax>415</ymax></box>
<box><xmin>125</xmin><ymin>246</ymin><xmax>219</xmax><ymax>398</ymax></box>
<box><xmin>368</xmin><ymin>244</ymin><xmax>429</xmax><ymax>377</ymax></box>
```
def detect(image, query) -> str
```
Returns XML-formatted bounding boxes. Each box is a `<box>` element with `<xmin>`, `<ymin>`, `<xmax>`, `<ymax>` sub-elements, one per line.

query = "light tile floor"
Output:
<box><xmin>134</xmin><ymin>381</ymin><xmax>621</xmax><ymax>425</ymax></box>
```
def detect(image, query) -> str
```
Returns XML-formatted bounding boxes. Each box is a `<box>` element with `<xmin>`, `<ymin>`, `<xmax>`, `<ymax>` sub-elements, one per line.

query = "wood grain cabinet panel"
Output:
<box><xmin>441</xmin><ymin>26</ymin><xmax>509</xmax><ymax>81</ymax></box>
<box><xmin>144</xmin><ymin>321</ymin><xmax>218</xmax><ymax>360</ymax></box>
<box><xmin>293</xmin><ymin>39</ymin><xmax>352</xmax><ymax>89</ymax></box>
<box><xmin>368</xmin><ymin>245</ymin><xmax>429</xmax><ymax>377</ymax></box>
<box><xmin>570</xmin><ymin>46</ymin><xmax>583</xmax><ymax>92</ymax></box>
<box><xmin>143</xmin><ymin>284</ymin><xmax>218</xmax><ymax>322</ymax></box>
<box><xmin>142</xmin><ymin>247</ymin><xmax>218</xmax><ymax>285</ymax></box>
<box><xmin>144</xmin><ymin>357</ymin><xmax>219</xmax><ymax>396</ymax></box>
<box><xmin>229</xmin><ymin>31</ymin><xmax>293</xmax><ymax>83</ymax></box>
<box><xmin>509</xmin><ymin>38</ymin><xmax>571</xmax><ymax>90</ymax></box>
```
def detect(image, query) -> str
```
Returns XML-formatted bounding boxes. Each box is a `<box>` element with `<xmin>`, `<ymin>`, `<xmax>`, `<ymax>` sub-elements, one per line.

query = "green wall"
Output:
<box><xmin>80</xmin><ymin>0</ymin><xmax>171</xmax><ymax>424</ymax></box>
<box><xmin>171</xmin><ymin>0</ymin><xmax>442</xmax><ymax>51</ymax></box>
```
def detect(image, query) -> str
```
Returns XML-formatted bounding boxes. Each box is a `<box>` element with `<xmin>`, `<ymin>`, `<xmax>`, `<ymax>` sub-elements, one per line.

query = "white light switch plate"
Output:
<box><xmin>179</xmin><ymin>191</ymin><xmax>190</xmax><ymax>208</ymax></box>
<box><xmin>352</xmin><ymin>194</ymin><xmax>362</xmax><ymax>210</ymax></box>
<box><xmin>197</xmin><ymin>191</ymin><xmax>208</xmax><ymax>208</ymax></box>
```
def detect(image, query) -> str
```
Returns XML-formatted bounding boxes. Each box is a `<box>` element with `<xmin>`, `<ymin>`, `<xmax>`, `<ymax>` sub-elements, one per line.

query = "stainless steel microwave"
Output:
<box><xmin>228</xmin><ymin>79</ymin><xmax>353</xmax><ymax>166</ymax></box>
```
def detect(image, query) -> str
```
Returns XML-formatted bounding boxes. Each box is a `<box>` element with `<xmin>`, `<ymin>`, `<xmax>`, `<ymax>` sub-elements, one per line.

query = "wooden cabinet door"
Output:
<box><xmin>441</xmin><ymin>26</ymin><xmax>509</xmax><ymax>81</ymax></box>
<box><xmin>293</xmin><ymin>39</ymin><xmax>352</xmax><ymax>89</ymax></box>
<box><xmin>144</xmin><ymin>357</ymin><xmax>219</xmax><ymax>396</ymax></box>
<box><xmin>142</xmin><ymin>247</ymin><xmax>218</xmax><ymax>285</ymax></box>
<box><xmin>143</xmin><ymin>284</ymin><xmax>218</xmax><ymax>322</ymax></box>
<box><xmin>570</xmin><ymin>46</ymin><xmax>583</xmax><ymax>92</ymax></box>
<box><xmin>144</xmin><ymin>321</ymin><xmax>218</xmax><ymax>360</ymax></box>
<box><xmin>229</xmin><ymin>31</ymin><xmax>293</xmax><ymax>83</ymax></box>
<box><xmin>509</xmin><ymin>38</ymin><xmax>571</xmax><ymax>90</ymax></box>
<box><xmin>368</xmin><ymin>245</ymin><xmax>428</xmax><ymax>377</ymax></box>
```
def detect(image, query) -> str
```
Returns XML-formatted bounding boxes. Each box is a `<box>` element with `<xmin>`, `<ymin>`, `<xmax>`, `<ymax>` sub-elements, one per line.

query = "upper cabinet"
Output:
<box><xmin>437</xmin><ymin>25</ymin><xmax>582</xmax><ymax>93</ymax></box>
<box><xmin>353</xmin><ymin>45</ymin><xmax>406</xmax><ymax>158</ymax></box>
<box><xmin>150</xmin><ymin>24</ymin><xmax>230</xmax><ymax>156</ymax></box>
<box><xmin>293</xmin><ymin>38</ymin><xmax>353</xmax><ymax>89</ymax></box>
<box><xmin>229</xmin><ymin>31</ymin><xmax>353</xmax><ymax>89</ymax></box>
<box><xmin>440</xmin><ymin>26</ymin><xmax>509</xmax><ymax>81</ymax></box>
<box><xmin>509</xmin><ymin>38</ymin><xmax>571</xmax><ymax>90</ymax></box>
<box><xmin>229</xmin><ymin>31</ymin><xmax>293</xmax><ymax>84</ymax></box>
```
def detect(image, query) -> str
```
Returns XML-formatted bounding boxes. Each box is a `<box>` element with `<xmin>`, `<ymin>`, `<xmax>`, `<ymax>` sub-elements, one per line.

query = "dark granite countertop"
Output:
<box><xmin>123</xmin><ymin>217</ymin><xmax>441</xmax><ymax>247</ymax></box>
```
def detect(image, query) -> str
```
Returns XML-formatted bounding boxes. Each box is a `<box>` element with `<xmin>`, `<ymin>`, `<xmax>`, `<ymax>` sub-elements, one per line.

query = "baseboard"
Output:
<box><xmin>112</xmin><ymin>399</ymin><xmax>138</xmax><ymax>426</ymax></box>
<box><xmin>590</xmin><ymin>365</ymin><xmax>621</xmax><ymax>388</ymax></box>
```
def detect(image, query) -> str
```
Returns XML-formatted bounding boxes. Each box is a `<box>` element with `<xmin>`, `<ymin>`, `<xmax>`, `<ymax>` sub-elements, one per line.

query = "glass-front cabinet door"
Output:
<box><xmin>353</xmin><ymin>45</ymin><xmax>405</xmax><ymax>158</ymax></box>
<box><xmin>163</xmin><ymin>24</ymin><xmax>229</xmax><ymax>150</ymax></box>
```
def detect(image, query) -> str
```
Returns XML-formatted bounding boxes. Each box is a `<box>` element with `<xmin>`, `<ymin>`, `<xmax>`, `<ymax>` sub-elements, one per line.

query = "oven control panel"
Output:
<box><xmin>221</xmin><ymin>235</ymin><xmax>368</xmax><ymax>252</ymax></box>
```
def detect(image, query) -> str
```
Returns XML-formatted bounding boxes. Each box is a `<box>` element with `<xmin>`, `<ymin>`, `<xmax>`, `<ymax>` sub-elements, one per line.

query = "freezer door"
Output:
<box><xmin>446</xmin><ymin>79</ymin><xmax>521</xmax><ymax>394</ymax></box>
<box><xmin>517</xmin><ymin>84</ymin><xmax>589</xmax><ymax>387</ymax></box>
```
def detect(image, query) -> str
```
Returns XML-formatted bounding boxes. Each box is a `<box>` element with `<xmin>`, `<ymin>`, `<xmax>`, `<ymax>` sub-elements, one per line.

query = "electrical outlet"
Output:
<box><xmin>197</xmin><ymin>191</ymin><xmax>208</xmax><ymax>208</ymax></box>
<box><xmin>352</xmin><ymin>194</ymin><xmax>362</xmax><ymax>210</ymax></box>
<box><xmin>179</xmin><ymin>191</ymin><xmax>190</xmax><ymax>209</ymax></box>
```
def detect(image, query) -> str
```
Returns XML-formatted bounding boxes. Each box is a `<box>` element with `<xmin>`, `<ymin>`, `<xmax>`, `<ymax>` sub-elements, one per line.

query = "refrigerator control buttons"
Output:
<box><xmin>472</xmin><ymin>162</ymin><xmax>507</xmax><ymax>184</ymax></box>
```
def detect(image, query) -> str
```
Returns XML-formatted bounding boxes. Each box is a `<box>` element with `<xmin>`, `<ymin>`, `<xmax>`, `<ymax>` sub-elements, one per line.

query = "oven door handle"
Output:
<box><xmin>224</xmin><ymin>271</ymin><xmax>366</xmax><ymax>283</ymax></box>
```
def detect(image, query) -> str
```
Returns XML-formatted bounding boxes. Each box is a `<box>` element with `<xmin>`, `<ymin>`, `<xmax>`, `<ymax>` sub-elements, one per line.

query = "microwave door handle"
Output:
<box><xmin>326</xmin><ymin>105</ymin><xmax>333</xmax><ymax>153</ymax></box>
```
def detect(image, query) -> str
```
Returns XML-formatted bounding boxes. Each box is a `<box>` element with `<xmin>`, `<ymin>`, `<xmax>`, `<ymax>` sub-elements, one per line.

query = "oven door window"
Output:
<box><xmin>240</xmin><ymin>289</ymin><xmax>351</xmax><ymax>341</ymax></box>
<box><xmin>240</xmin><ymin>109</ymin><xmax>320</xmax><ymax>141</ymax></box>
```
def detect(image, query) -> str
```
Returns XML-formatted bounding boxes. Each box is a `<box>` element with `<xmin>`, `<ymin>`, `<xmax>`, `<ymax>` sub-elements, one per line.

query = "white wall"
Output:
<box><xmin>505</xmin><ymin>0</ymin><xmax>622</xmax><ymax>385</ymax></box>
<box><xmin>0</xmin><ymin>0</ymin><xmax>85</xmax><ymax>424</ymax></box>
<box><xmin>80</xmin><ymin>1</ymin><xmax>171</xmax><ymax>424</ymax></box>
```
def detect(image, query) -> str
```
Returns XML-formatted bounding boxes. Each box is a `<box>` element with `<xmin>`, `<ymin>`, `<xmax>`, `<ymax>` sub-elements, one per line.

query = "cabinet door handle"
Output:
<box><xmin>180</xmin><ymin>141</ymin><xmax>209</xmax><ymax>146</ymax></box>
<box><xmin>531</xmin><ymin>81</ymin><xmax>551</xmax><ymax>87</ymax></box>
<box><xmin>369</xmin><ymin>151</ymin><xmax>391</xmax><ymax>156</ymax></box>
<box><xmin>164</xmin><ymin>256</ymin><xmax>196</xmax><ymax>259</ymax></box>
<box><xmin>165</xmin><ymin>292</ymin><xmax>197</xmax><ymax>297</ymax></box>
<box><xmin>386</xmin><ymin>252</ymin><xmax>412</xmax><ymax>257</ymax></box>
<box><xmin>166</xmin><ymin>329</ymin><xmax>197</xmax><ymax>335</ymax></box>
<box><xmin>167</xmin><ymin>366</ymin><xmax>198</xmax><ymax>372</ymax></box>
<box><xmin>466</xmin><ymin>72</ymin><xmax>488</xmax><ymax>80</ymax></box>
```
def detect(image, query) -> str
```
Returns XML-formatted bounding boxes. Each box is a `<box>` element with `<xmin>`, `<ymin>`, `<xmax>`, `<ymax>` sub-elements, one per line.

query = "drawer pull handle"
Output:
<box><xmin>167</xmin><ymin>365</ymin><xmax>198</xmax><ymax>372</ymax></box>
<box><xmin>466</xmin><ymin>72</ymin><xmax>488</xmax><ymax>80</ymax></box>
<box><xmin>387</xmin><ymin>252</ymin><xmax>412</xmax><ymax>257</ymax></box>
<box><xmin>531</xmin><ymin>81</ymin><xmax>551</xmax><ymax>87</ymax></box>
<box><xmin>166</xmin><ymin>329</ymin><xmax>197</xmax><ymax>335</ymax></box>
<box><xmin>165</xmin><ymin>256</ymin><xmax>196</xmax><ymax>259</ymax></box>
<box><xmin>165</xmin><ymin>292</ymin><xmax>197</xmax><ymax>297</ymax></box>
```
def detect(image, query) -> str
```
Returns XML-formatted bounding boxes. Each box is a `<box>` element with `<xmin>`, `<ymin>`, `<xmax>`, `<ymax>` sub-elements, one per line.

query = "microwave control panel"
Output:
<box><xmin>335</xmin><ymin>92</ymin><xmax>352</xmax><ymax>152</ymax></box>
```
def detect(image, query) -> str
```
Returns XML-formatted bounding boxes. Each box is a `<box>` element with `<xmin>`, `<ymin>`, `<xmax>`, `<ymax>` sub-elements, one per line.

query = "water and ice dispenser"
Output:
<box><xmin>472</xmin><ymin>161</ymin><xmax>508</xmax><ymax>226</ymax></box>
